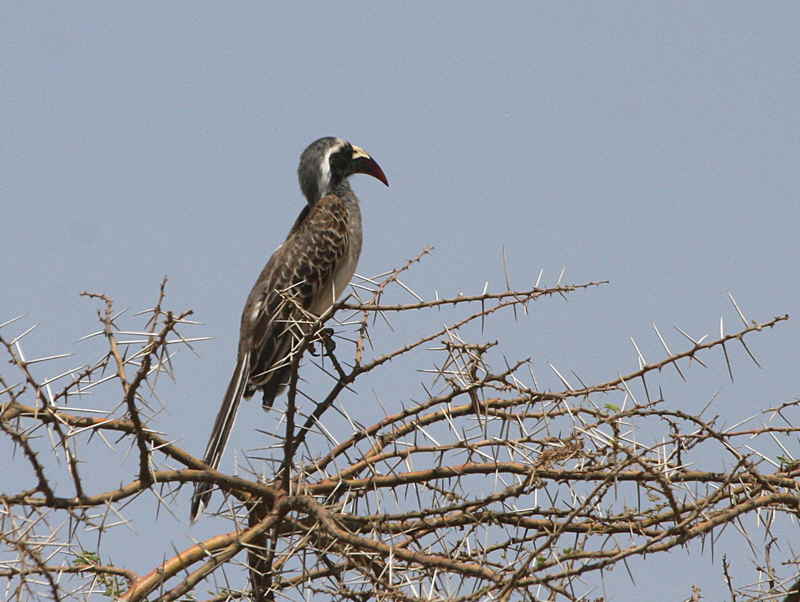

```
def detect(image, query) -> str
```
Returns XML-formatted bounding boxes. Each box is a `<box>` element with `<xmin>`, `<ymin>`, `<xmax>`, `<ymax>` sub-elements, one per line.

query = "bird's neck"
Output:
<box><xmin>326</xmin><ymin>178</ymin><xmax>354</xmax><ymax>200</ymax></box>
<box><xmin>307</xmin><ymin>178</ymin><xmax>359</xmax><ymax>206</ymax></box>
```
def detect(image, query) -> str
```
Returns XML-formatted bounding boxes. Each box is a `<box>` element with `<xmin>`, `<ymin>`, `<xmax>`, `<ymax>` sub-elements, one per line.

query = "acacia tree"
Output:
<box><xmin>1</xmin><ymin>249</ymin><xmax>797</xmax><ymax>601</ymax></box>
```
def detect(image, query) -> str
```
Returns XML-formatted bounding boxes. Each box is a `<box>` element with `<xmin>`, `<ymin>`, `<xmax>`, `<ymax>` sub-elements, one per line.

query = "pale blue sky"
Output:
<box><xmin>2</xmin><ymin>2</ymin><xmax>799</xmax><ymax>599</ymax></box>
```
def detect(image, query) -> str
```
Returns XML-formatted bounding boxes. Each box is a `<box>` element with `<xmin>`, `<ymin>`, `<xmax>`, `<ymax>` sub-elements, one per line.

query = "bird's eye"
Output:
<box><xmin>329</xmin><ymin>147</ymin><xmax>350</xmax><ymax>171</ymax></box>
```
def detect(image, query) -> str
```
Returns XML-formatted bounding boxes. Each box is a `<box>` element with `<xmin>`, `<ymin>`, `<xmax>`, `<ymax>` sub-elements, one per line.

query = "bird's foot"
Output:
<box><xmin>310</xmin><ymin>327</ymin><xmax>336</xmax><ymax>356</ymax></box>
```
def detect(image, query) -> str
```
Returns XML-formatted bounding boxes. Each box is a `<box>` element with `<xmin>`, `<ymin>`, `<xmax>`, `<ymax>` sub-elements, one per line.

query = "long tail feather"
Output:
<box><xmin>190</xmin><ymin>352</ymin><xmax>250</xmax><ymax>521</ymax></box>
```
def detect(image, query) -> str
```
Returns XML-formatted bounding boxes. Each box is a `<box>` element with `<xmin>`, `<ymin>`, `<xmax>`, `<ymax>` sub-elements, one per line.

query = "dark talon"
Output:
<box><xmin>310</xmin><ymin>327</ymin><xmax>336</xmax><ymax>356</ymax></box>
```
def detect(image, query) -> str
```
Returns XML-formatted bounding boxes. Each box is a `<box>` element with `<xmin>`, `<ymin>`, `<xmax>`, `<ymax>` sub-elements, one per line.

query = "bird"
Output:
<box><xmin>190</xmin><ymin>137</ymin><xmax>388</xmax><ymax>521</ymax></box>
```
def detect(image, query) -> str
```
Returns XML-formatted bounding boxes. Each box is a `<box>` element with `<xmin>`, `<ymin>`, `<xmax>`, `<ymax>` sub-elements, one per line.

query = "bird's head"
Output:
<box><xmin>298</xmin><ymin>137</ymin><xmax>389</xmax><ymax>203</ymax></box>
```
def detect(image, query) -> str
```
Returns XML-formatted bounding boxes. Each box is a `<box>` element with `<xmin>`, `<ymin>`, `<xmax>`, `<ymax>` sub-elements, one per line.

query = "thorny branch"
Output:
<box><xmin>0</xmin><ymin>251</ymin><xmax>797</xmax><ymax>601</ymax></box>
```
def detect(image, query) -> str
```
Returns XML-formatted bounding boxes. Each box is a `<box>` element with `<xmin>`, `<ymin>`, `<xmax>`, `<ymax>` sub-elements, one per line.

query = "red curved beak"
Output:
<box><xmin>351</xmin><ymin>146</ymin><xmax>389</xmax><ymax>187</ymax></box>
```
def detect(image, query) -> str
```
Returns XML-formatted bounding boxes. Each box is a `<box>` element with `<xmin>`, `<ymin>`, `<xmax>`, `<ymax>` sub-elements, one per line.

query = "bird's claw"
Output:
<box><xmin>310</xmin><ymin>327</ymin><xmax>336</xmax><ymax>356</ymax></box>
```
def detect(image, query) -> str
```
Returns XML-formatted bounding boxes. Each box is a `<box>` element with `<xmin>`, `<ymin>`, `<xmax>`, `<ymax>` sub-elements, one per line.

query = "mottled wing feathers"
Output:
<box><xmin>242</xmin><ymin>194</ymin><xmax>350</xmax><ymax>405</ymax></box>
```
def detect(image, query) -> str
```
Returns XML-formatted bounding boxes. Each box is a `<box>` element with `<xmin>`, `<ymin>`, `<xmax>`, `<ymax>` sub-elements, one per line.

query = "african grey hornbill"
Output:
<box><xmin>191</xmin><ymin>137</ymin><xmax>388</xmax><ymax>520</ymax></box>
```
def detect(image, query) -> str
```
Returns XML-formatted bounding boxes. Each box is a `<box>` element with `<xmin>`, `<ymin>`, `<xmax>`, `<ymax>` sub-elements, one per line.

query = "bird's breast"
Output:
<box><xmin>308</xmin><ymin>197</ymin><xmax>362</xmax><ymax>315</ymax></box>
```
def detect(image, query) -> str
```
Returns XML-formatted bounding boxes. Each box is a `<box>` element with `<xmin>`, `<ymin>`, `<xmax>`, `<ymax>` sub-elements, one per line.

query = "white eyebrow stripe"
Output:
<box><xmin>318</xmin><ymin>149</ymin><xmax>331</xmax><ymax>197</ymax></box>
<box><xmin>317</xmin><ymin>139</ymin><xmax>346</xmax><ymax>198</ymax></box>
